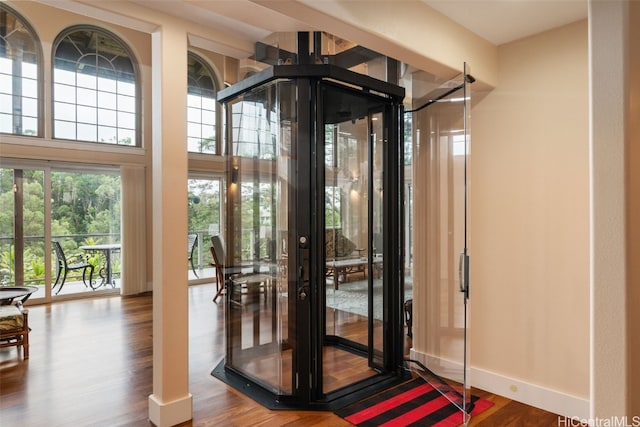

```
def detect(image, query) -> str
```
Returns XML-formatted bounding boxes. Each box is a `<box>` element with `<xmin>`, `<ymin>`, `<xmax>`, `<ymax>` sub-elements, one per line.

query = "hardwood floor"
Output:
<box><xmin>0</xmin><ymin>283</ymin><xmax>570</xmax><ymax>426</ymax></box>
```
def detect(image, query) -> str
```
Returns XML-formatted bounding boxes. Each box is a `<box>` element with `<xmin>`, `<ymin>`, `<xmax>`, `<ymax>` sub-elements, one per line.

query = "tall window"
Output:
<box><xmin>187</xmin><ymin>52</ymin><xmax>217</xmax><ymax>154</ymax></box>
<box><xmin>0</xmin><ymin>4</ymin><xmax>41</xmax><ymax>136</ymax></box>
<box><xmin>53</xmin><ymin>26</ymin><xmax>138</xmax><ymax>146</ymax></box>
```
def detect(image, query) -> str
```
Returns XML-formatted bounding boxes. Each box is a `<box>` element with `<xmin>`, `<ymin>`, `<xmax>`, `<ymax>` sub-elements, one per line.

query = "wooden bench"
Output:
<box><xmin>326</xmin><ymin>257</ymin><xmax>383</xmax><ymax>289</ymax></box>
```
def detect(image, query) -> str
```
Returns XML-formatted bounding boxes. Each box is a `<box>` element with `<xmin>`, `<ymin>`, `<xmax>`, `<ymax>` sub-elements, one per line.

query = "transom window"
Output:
<box><xmin>53</xmin><ymin>27</ymin><xmax>138</xmax><ymax>146</ymax></box>
<box><xmin>187</xmin><ymin>52</ymin><xmax>217</xmax><ymax>154</ymax></box>
<box><xmin>0</xmin><ymin>4</ymin><xmax>41</xmax><ymax>136</ymax></box>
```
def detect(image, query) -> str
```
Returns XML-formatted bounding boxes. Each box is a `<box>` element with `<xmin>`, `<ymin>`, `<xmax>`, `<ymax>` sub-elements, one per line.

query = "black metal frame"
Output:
<box><xmin>217</xmin><ymin>64</ymin><xmax>405</xmax><ymax>105</ymax></box>
<box><xmin>214</xmin><ymin>35</ymin><xmax>407</xmax><ymax>411</ymax></box>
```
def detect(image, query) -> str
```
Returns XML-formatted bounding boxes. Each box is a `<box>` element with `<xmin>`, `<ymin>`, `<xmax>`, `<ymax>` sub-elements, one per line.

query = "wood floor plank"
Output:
<box><xmin>0</xmin><ymin>283</ymin><xmax>565</xmax><ymax>426</ymax></box>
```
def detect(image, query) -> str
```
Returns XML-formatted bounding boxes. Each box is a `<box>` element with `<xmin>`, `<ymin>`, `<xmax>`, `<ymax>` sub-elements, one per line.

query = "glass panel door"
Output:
<box><xmin>0</xmin><ymin>167</ymin><xmax>46</xmax><ymax>301</ymax></box>
<box><xmin>323</xmin><ymin>112</ymin><xmax>378</xmax><ymax>394</ymax></box>
<box><xmin>1</xmin><ymin>164</ymin><xmax>122</xmax><ymax>301</ymax></box>
<box><xmin>50</xmin><ymin>169</ymin><xmax>121</xmax><ymax>297</ymax></box>
<box><xmin>413</xmin><ymin>64</ymin><xmax>472</xmax><ymax>420</ymax></box>
<box><xmin>321</xmin><ymin>83</ymin><xmax>388</xmax><ymax>394</ymax></box>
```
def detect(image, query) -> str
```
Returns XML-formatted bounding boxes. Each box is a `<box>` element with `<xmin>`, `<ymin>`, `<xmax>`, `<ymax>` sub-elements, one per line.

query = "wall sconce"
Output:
<box><xmin>231</xmin><ymin>165</ymin><xmax>239</xmax><ymax>184</ymax></box>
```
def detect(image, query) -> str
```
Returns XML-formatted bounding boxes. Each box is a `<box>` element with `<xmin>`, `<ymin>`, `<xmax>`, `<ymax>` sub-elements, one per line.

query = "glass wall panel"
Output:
<box><xmin>0</xmin><ymin>168</ymin><xmax>45</xmax><ymax>290</ymax></box>
<box><xmin>225</xmin><ymin>80</ymin><xmax>293</xmax><ymax>395</ymax></box>
<box><xmin>187</xmin><ymin>177</ymin><xmax>221</xmax><ymax>281</ymax></box>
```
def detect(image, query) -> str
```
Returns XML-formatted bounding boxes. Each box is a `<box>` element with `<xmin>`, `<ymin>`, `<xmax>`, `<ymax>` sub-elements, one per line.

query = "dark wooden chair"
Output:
<box><xmin>0</xmin><ymin>302</ymin><xmax>30</xmax><ymax>359</ymax></box>
<box><xmin>210</xmin><ymin>239</ymin><xmax>225</xmax><ymax>303</ymax></box>
<box><xmin>210</xmin><ymin>235</ymin><xmax>269</xmax><ymax>304</ymax></box>
<box><xmin>188</xmin><ymin>234</ymin><xmax>199</xmax><ymax>278</ymax></box>
<box><xmin>52</xmin><ymin>241</ymin><xmax>95</xmax><ymax>295</ymax></box>
<box><xmin>210</xmin><ymin>235</ymin><xmax>233</xmax><ymax>303</ymax></box>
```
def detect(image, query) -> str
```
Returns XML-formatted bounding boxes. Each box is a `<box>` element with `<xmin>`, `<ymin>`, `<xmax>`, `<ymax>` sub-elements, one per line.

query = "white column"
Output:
<box><xmin>589</xmin><ymin>0</ymin><xmax>629</xmax><ymax>419</ymax></box>
<box><xmin>148</xmin><ymin>23</ymin><xmax>192</xmax><ymax>427</ymax></box>
<box><xmin>120</xmin><ymin>165</ymin><xmax>147</xmax><ymax>295</ymax></box>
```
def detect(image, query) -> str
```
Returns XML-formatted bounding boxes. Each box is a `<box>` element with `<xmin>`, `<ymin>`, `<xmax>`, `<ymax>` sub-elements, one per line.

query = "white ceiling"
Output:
<box><xmin>421</xmin><ymin>0</ymin><xmax>588</xmax><ymax>45</ymax></box>
<box><xmin>129</xmin><ymin>0</ymin><xmax>588</xmax><ymax>47</ymax></box>
<box><xmin>130</xmin><ymin>0</ymin><xmax>313</xmax><ymax>43</ymax></box>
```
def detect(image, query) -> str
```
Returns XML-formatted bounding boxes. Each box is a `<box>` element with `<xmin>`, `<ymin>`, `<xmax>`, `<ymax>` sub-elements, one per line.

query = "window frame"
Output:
<box><xmin>187</xmin><ymin>51</ymin><xmax>221</xmax><ymax>155</ymax></box>
<box><xmin>0</xmin><ymin>3</ymin><xmax>44</xmax><ymax>138</ymax></box>
<box><xmin>51</xmin><ymin>25</ymin><xmax>141</xmax><ymax>147</ymax></box>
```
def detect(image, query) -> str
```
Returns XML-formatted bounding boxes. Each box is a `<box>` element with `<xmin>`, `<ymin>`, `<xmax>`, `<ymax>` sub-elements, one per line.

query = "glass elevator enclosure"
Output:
<box><xmin>212</xmin><ymin>33</ymin><xmax>407</xmax><ymax>410</ymax></box>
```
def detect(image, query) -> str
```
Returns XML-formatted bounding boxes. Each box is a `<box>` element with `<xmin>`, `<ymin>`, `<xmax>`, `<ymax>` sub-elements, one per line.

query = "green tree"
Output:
<box><xmin>0</xmin><ymin>168</ymin><xmax>121</xmax><ymax>285</ymax></box>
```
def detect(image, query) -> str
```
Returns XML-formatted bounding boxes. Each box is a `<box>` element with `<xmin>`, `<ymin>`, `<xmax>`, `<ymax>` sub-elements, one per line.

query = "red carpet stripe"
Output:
<box><xmin>345</xmin><ymin>383</ymin><xmax>435</xmax><ymax>424</ymax></box>
<box><xmin>378</xmin><ymin>395</ymin><xmax>451</xmax><ymax>427</ymax></box>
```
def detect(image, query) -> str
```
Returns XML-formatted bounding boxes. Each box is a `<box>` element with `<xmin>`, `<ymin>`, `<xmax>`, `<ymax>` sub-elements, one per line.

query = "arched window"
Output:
<box><xmin>187</xmin><ymin>52</ymin><xmax>218</xmax><ymax>154</ymax></box>
<box><xmin>53</xmin><ymin>26</ymin><xmax>139</xmax><ymax>146</ymax></box>
<box><xmin>0</xmin><ymin>4</ymin><xmax>41</xmax><ymax>136</ymax></box>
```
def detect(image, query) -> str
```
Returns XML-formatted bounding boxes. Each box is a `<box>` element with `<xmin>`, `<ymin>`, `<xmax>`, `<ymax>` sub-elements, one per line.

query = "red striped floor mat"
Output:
<box><xmin>335</xmin><ymin>378</ymin><xmax>493</xmax><ymax>426</ymax></box>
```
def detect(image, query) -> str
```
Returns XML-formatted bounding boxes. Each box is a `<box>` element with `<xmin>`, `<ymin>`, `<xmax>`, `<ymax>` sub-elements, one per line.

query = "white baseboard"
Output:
<box><xmin>409</xmin><ymin>349</ymin><xmax>590</xmax><ymax>420</ymax></box>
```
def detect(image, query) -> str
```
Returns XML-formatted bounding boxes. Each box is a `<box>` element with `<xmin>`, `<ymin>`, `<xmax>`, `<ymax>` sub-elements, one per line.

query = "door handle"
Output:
<box><xmin>458</xmin><ymin>251</ymin><xmax>469</xmax><ymax>297</ymax></box>
<box><xmin>298</xmin><ymin>235</ymin><xmax>309</xmax><ymax>301</ymax></box>
<box><xmin>297</xmin><ymin>265</ymin><xmax>308</xmax><ymax>301</ymax></box>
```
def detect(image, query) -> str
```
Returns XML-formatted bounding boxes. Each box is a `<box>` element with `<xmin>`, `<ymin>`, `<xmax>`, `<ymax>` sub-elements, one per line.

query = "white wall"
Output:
<box><xmin>589</xmin><ymin>0</ymin><xmax>637</xmax><ymax>419</ymax></box>
<box><xmin>469</xmin><ymin>20</ymin><xmax>590</xmax><ymax>416</ymax></box>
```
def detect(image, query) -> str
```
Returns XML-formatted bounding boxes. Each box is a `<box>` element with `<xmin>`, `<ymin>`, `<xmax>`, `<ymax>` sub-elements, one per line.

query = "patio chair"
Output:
<box><xmin>52</xmin><ymin>241</ymin><xmax>95</xmax><ymax>295</ymax></box>
<box><xmin>188</xmin><ymin>233</ymin><xmax>199</xmax><ymax>278</ymax></box>
<box><xmin>0</xmin><ymin>302</ymin><xmax>30</xmax><ymax>359</ymax></box>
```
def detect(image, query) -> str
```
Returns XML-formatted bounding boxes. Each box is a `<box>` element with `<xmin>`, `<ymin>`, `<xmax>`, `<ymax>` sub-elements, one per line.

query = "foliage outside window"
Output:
<box><xmin>404</xmin><ymin>114</ymin><xmax>412</xmax><ymax>165</ymax></box>
<box><xmin>325</xmin><ymin>124</ymin><xmax>337</xmax><ymax>168</ymax></box>
<box><xmin>187</xmin><ymin>52</ymin><xmax>217</xmax><ymax>154</ymax></box>
<box><xmin>0</xmin><ymin>4</ymin><xmax>40</xmax><ymax>136</ymax></box>
<box><xmin>325</xmin><ymin>186</ymin><xmax>342</xmax><ymax>228</ymax></box>
<box><xmin>53</xmin><ymin>27</ymin><xmax>138</xmax><ymax>145</ymax></box>
<box><xmin>188</xmin><ymin>177</ymin><xmax>221</xmax><ymax>246</ymax></box>
<box><xmin>51</xmin><ymin>171</ymin><xmax>121</xmax><ymax>239</ymax></box>
<box><xmin>0</xmin><ymin>169</ymin><xmax>43</xmax><ymax>286</ymax></box>
<box><xmin>0</xmin><ymin>168</ymin><xmax>120</xmax><ymax>287</ymax></box>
